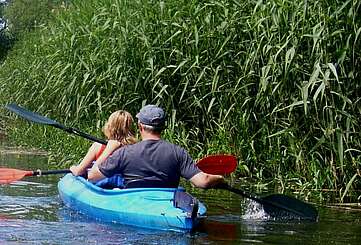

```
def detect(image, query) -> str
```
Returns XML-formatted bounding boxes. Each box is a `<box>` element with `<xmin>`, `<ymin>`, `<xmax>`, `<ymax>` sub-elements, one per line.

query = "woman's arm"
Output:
<box><xmin>70</xmin><ymin>140</ymin><xmax>121</xmax><ymax>176</ymax></box>
<box><xmin>70</xmin><ymin>142</ymin><xmax>101</xmax><ymax>176</ymax></box>
<box><xmin>94</xmin><ymin>140</ymin><xmax>121</xmax><ymax>165</ymax></box>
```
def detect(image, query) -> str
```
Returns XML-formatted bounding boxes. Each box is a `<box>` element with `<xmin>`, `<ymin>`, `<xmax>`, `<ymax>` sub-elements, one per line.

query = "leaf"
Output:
<box><xmin>313</xmin><ymin>82</ymin><xmax>325</xmax><ymax>102</ymax></box>
<box><xmin>336</xmin><ymin>128</ymin><xmax>344</xmax><ymax>175</ymax></box>
<box><xmin>341</xmin><ymin>173</ymin><xmax>358</xmax><ymax>202</ymax></box>
<box><xmin>354</xmin><ymin>27</ymin><xmax>361</xmax><ymax>46</ymax></box>
<box><xmin>207</xmin><ymin>97</ymin><xmax>216</xmax><ymax>113</ymax></box>
<box><xmin>154</xmin><ymin>67</ymin><xmax>167</xmax><ymax>78</ymax></box>
<box><xmin>302</xmin><ymin>82</ymin><xmax>309</xmax><ymax>115</ymax></box>
<box><xmin>274</xmin><ymin>100</ymin><xmax>304</xmax><ymax>113</ymax></box>
<box><xmin>285</xmin><ymin>47</ymin><xmax>295</xmax><ymax>71</ymax></box>
<box><xmin>327</xmin><ymin>63</ymin><xmax>339</xmax><ymax>82</ymax></box>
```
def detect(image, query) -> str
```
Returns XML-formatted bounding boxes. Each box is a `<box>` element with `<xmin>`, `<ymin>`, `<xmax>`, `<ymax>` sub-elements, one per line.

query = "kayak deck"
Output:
<box><xmin>58</xmin><ymin>174</ymin><xmax>206</xmax><ymax>232</ymax></box>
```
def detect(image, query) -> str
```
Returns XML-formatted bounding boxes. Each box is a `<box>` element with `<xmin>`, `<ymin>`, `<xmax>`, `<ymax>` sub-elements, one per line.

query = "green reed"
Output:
<box><xmin>0</xmin><ymin>0</ymin><xmax>360</xmax><ymax>199</ymax></box>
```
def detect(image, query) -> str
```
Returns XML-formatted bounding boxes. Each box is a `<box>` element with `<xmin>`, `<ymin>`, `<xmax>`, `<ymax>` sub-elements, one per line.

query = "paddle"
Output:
<box><xmin>0</xmin><ymin>168</ymin><xmax>71</xmax><ymax>184</ymax></box>
<box><xmin>0</xmin><ymin>154</ymin><xmax>231</xmax><ymax>184</ymax></box>
<box><xmin>197</xmin><ymin>154</ymin><xmax>237</xmax><ymax>175</ymax></box>
<box><xmin>0</xmin><ymin>155</ymin><xmax>234</xmax><ymax>184</ymax></box>
<box><xmin>196</xmin><ymin>156</ymin><xmax>318</xmax><ymax>221</ymax></box>
<box><xmin>0</xmin><ymin>155</ymin><xmax>229</xmax><ymax>184</ymax></box>
<box><xmin>5</xmin><ymin>103</ymin><xmax>107</xmax><ymax>145</ymax></box>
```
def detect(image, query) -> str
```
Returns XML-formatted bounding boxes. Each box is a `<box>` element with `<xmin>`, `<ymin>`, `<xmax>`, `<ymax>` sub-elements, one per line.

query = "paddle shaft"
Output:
<box><xmin>0</xmin><ymin>168</ymin><xmax>72</xmax><ymax>184</ymax></box>
<box><xmin>29</xmin><ymin>169</ymin><xmax>71</xmax><ymax>177</ymax></box>
<box><xmin>56</xmin><ymin>125</ymin><xmax>107</xmax><ymax>145</ymax></box>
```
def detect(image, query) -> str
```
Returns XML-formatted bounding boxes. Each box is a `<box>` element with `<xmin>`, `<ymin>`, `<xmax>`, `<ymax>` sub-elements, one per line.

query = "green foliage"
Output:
<box><xmin>3</xmin><ymin>0</ymin><xmax>61</xmax><ymax>38</ymax></box>
<box><xmin>0</xmin><ymin>0</ymin><xmax>360</xmax><ymax>196</ymax></box>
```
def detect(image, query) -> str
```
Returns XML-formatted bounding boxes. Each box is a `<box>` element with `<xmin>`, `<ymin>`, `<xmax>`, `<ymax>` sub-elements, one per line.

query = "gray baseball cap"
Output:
<box><xmin>136</xmin><ymin>104</ymin><xmax>166</xmax><ymax>127</ymax></box>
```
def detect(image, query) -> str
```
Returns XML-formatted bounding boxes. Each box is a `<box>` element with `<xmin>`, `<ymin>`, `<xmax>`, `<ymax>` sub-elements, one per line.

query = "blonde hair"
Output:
<box><xmin>102</xmin><ymin>110</ymin><xmax>137</xmax><ymax>146</ymax></box>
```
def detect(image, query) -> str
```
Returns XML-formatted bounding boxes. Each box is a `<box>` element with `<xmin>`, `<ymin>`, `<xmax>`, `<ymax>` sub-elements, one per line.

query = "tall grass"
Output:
<box><xmin>0</xmin><ymin>0</ymin><xmax>360</xmax><ymax>197</ymax></box>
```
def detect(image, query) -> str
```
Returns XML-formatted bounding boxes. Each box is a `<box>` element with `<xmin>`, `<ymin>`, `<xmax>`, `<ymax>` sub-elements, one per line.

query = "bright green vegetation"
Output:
<box><xmin>0</xmin><ymin>0</ymin><xmax>360</xmax><ymax>201</ymax></box>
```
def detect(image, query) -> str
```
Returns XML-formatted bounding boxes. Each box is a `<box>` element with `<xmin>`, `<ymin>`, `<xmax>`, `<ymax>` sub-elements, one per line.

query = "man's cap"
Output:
<box><xmin>136</xmin><ymin>104</ymin><xmax>166</xmax><ymax>127</ymax></box>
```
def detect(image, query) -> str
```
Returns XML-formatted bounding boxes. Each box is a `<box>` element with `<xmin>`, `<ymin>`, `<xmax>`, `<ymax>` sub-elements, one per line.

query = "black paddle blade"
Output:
<box><xmin>261</xmin><ymin>194</ymin><xmax>318</xmax><ymax>221</ymax></box>
<box><xmin>5</xmin><ymin>103</ymin><xmax>62</xmax><ymax>128</ymax></box>
<box><xmin>5</xmin><ymin>103</ymin><xmax>107</xmax><ymax>145</ymax></box>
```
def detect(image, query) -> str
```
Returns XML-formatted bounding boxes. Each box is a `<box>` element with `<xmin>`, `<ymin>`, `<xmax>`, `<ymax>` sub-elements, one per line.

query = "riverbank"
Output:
<box><xmin>0</xmin><ymin>134</ymin><xmax>47</xmax><ymax>156</ymax></box>
<box><xmin>0</xmin><ymin>145</ymin><xmax>47</xmax><ymax>156</ymax></box>
<box><xmin>0</xmin><ymin>119</ymin><xmax>46</xmax><ymax>156</ymax></box>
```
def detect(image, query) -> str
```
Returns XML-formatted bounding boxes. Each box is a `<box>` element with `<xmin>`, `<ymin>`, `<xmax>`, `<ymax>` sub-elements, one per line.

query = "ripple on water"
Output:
<box><xmin>0</xmin><ymin>195</ymin><xmax>60</xmax><ymax>220</ymax></box>
<box><xmin>0</xmin><ymin>217</ymin><xmax>196</xmax><ymax>245</ymax></box>
<box><xmin>6</xmin><ymin>180</ymin><xmax>56</xmax><ymax>196</ymax></box>
<box><xmin>0</xmin><ymin>180</ymin><xmax>60</xmax><ymax>221</ymax></box>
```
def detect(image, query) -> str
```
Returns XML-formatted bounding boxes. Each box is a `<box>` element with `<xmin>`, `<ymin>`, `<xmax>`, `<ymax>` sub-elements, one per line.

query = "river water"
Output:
<box><xmin>0</xmin><ymin>152</ymin><xmax>360</xmax><ymax>244</ymax></box>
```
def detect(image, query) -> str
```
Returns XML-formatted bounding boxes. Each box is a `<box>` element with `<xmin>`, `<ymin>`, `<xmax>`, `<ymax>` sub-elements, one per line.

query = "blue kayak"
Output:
<box><xmin>58</xmin><ymin>174</ymin><xmax>207</xmax><ymax>232</ymax></box>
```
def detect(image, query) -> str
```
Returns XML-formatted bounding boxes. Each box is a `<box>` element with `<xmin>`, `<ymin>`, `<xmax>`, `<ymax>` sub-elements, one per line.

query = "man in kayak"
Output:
<box><xmin>87</xmin><ymin>104</ymin><xmax>225</xmax><ymax>189</ymax></box>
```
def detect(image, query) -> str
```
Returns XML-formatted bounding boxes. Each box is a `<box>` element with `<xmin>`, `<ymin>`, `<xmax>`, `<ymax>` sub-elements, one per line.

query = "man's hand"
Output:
<box><xmin>189</xmin><ymin>172</ymin><xmax>225</xmax><ymax>189</ymax></box>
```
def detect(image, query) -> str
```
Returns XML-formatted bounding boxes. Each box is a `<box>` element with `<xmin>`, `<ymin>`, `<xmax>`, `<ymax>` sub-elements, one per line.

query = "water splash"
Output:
<box><xmin>241</xmin><ymin>200</ymin><xmax>271</xmax><ymax>220</ymax></box>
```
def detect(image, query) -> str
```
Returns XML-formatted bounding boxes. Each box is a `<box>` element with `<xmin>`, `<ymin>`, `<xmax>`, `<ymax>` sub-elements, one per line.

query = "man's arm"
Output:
<box><xmin>88</xmin><ymin>146</ymin><xmax>123</xmax><ymax>183</ymax></box>
<box><xmin>87</xmin><ymin>165</ymin><xmax>107</xmax><ymax>183</ymax></box>
<box><xmin>189</xmin><ymin>172</ymin><xmax>225</xmax><ymax>189</ymax></box>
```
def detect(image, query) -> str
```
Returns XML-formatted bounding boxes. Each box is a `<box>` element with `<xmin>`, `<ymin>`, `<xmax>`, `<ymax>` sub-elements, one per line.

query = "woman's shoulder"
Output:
<box><xmin>107</xmin><ymin>139</ymin><xmax>122</xmax><ymax>148</ymax></box>
<box><xmin>91</xmin><ymin>142</ymin><xmax>105</xmax><ymax>151</ymax></box>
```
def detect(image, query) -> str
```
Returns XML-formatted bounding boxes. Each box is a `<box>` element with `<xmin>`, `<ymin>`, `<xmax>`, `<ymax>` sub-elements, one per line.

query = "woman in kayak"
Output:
<box><xmin>70</xmin><ymin>110</ymin><xmax>137</xmax><ymax>187</ymax></box>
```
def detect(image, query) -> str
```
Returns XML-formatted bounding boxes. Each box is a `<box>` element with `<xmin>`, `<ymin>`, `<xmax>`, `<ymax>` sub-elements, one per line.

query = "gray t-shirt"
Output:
<box><xmin>98</xmin><ymin>139</ymin><xmax>201</xmax><ymax>188</ymax></box>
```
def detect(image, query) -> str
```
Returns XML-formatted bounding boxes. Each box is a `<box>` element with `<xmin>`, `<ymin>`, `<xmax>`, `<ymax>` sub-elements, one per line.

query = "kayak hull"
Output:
<box><xmin>58</xmin><ymin>174</ymin><xmax>206</xmax><ymax>232</ymax></box>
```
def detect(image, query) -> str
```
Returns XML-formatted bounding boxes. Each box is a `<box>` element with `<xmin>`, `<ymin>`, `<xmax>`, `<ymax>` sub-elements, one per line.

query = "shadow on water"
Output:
<box><xmin>1</xmin><ymin>151</ymin><xmax>361</xmax><ymax>244</ymax></box>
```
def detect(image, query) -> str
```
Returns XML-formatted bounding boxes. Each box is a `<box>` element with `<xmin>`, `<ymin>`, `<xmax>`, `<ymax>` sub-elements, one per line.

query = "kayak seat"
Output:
<box><xmin>173</xmin><ymin>190</ymin><xmax>199</xmax><ymax>219</ymax></box>
<box><xmin>95</xmin><ymin>175</ymin><xmax>125</xmax><ymax>189</ymax></box>
<box><xmin>124</xmin><ymin>179</ymin><xmax>176</xmax><ymax>188</ymax></box>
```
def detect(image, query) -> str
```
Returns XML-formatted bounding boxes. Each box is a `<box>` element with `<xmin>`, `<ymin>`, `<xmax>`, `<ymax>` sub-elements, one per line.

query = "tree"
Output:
<box><xmin>4</xmin><ymin>0</ymin><xmax>57</xmax><ymax>38</ymax></box>
<box><xmin>0</xmin><ymin>0</ymin><xmax>11</xmax><ymax>61</ymax></box>
<box><xmin>0</xmin><ymin>1</ymin><xmax>7</xmax><ymax>31</ymax></box>
<box><xmin>0</xmin><ymin>0</ymin><xmax>61</xmax><ymax>61</ymax></box>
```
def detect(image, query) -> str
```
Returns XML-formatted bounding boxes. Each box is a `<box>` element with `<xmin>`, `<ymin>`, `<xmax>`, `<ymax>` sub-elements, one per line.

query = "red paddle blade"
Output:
<box><xmin>197</xmin><ymin>154</ymin><xmax>237</xmax><ymax>175</ymax></box>
<box><xmin>0</xmin><ymin>168</ymin><xmax>33</xmax><ymax>184</ymax></box>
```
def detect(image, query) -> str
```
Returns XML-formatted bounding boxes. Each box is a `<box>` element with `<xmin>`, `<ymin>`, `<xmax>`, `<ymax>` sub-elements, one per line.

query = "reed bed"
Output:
<box><xmin>0</xmin><ymin>0</ymin><xmax>360</xmax><ymax>198</ymax></box>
